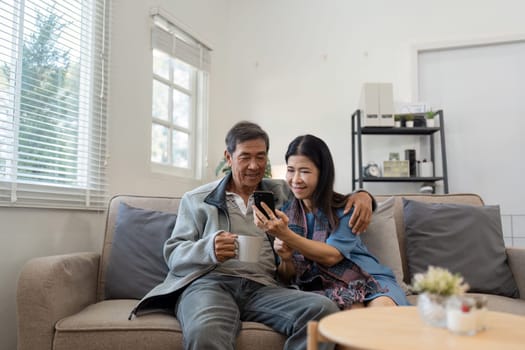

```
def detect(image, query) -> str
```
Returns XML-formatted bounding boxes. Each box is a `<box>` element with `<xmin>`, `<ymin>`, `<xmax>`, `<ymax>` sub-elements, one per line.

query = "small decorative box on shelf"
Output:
<box><xmin>383</xmin><ymin>160</ymin><xmax>409</xmax><ymax>177</ymax></box>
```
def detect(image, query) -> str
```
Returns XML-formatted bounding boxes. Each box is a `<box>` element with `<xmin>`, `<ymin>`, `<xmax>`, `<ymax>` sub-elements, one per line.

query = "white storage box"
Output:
<box><xmin>359</xmin><ymin>83</ymin><xmax>395</xmax><ymax>127</ymax></box>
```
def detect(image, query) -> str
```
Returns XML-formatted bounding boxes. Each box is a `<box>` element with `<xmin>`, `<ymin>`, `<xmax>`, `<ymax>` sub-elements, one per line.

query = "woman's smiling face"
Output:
<box><xmin>286</xmin><ymin>155</ymin><xmax>319</xmax><ymax>210</ymax></box>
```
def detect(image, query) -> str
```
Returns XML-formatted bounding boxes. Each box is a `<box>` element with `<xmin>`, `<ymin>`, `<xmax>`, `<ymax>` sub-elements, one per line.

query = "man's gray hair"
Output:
<box><xmin>225</xmin><ymin>121</ymin><xmax>270</xmax><ymax>154</ymax></box>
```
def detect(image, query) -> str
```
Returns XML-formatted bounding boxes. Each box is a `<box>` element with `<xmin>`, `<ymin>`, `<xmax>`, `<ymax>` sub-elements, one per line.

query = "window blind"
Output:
<box><xmin>151</xmin><ymin>12</ymin><xmax>211</xmax><ymax>72</ymax></box>
<box><xmin>0</xmin><ymin>0</ymin><xmax>110</xmax><ymax>210</ymax></box>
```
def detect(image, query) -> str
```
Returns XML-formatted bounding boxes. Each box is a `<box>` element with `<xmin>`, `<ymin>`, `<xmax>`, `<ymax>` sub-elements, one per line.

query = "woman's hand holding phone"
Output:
<box><xmin>253</xmin><ymin>190</ymin><xmax>275</xmax><ymax>219</ymax></box>
<box><xmin>253</xmin><ymin>204</ymin><xmax>289</xmax><ymax>239</ymax></box>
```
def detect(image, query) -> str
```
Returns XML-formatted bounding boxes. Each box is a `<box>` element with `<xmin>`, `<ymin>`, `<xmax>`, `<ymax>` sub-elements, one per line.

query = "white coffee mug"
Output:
<box><xmin>236</xmin><ymin>235</ymin><xmax>263</xmax><ymax>263</ymax></box>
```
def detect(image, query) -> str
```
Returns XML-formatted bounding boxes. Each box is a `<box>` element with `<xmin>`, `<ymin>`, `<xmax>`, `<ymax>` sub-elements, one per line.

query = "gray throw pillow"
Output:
<box><xmin>403</xmin><ymin>199</ymin><xmax>519</xmax><ymax>298</ymax></box>
<box><xmin>105</xmin><ymin>203</ymin><xmax>176</xmax><ymax>299</ymax></box>
<box><xmin>361</xmin><ymin>196</ymin><xmax>407</xmax><ymax>292</ymax></box>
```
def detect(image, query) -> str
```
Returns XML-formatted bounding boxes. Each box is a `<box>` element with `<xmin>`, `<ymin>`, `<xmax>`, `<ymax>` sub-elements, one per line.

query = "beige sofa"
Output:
<box><xmin>17</xmin><ymin>193</ymin><xmax>525</xmax><ymax>350</ymax></box>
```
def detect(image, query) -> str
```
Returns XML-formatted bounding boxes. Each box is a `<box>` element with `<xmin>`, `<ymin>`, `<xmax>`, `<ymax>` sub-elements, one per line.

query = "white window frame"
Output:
<box><xmin>0</xmin><ymin>0</ymin><xmax>110</xmax><ymax>210</ymax></box>
<box><xmin>150</xmin><ymin>8</ymin><xmax>210</xmax><ymax>180</ymax></box>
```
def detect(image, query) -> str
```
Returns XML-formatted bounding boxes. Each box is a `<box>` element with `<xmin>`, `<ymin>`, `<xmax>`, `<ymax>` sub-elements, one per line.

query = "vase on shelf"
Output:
<box><xmin>417</xmin><ymin>293</ymin><xmax>448</xmax><ymax>328</ymax></box>
<box><xmin>405</xmin><ymin>120</ymin><xmax>414</xmax><ymax>128</ymax></box>
<box><xmin>426</xmin><ymin>118</ymin><xmax>435</xmax><ymax>127</ymax></box>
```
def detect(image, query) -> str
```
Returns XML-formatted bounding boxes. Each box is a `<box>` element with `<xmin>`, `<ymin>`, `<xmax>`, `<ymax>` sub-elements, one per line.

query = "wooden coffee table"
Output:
<box><xmin>307</xmin><ymin>306</ymin><xmax>525</xmax><ymax>350</ymax></box>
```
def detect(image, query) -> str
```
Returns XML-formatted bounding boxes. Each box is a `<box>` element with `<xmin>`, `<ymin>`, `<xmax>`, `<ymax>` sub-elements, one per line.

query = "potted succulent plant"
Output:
<box><xmin>411</xmin><ymin>266</ymin><xmax>469</xmax><ymax>328</ymax></box>
<box><xmin>404</xmin><ymin>114</ymin><xmax>415</xmax><ymax>128</ymax></box>
<box><xmin>394</xmin><ymin>115</ymin><xmax>402</xmax><ymax>127</ymax></box>
<box><xmin>425</xmin><ymin>111</ymin><xmax>436</xmax><ymax>127</ymax></box>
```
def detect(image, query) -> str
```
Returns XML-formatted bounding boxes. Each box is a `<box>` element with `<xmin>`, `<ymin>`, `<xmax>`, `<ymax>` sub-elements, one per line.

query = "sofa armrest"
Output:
<box><xmin>506</xmin><ymin>247</ymin><xmax>525</xmax><ymax>300</ymax></box>
<box><xmin>17</xmin><ymin>252</ymin><xmax>100</xmax><ymax>350</ymax></box>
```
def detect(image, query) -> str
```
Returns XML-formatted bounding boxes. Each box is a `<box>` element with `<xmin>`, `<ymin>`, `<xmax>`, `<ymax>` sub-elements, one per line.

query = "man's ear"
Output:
<box><xmin>224</xmin><ymin>150</ymin><xmax>232</xmax><ymax>166</ymax></box>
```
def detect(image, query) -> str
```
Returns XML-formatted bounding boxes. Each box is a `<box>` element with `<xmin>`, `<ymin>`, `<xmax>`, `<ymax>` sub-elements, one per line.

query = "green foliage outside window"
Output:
<box><xmin>2</xmin><ymin>11</ymin><xmax>79</xmax><ymax>185</ymax></box>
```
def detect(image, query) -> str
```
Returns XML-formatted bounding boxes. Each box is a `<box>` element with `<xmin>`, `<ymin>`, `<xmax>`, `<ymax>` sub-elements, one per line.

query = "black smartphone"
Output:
<box><xmin>253</xmin><ymin>190</ymin><xmax>275</xmax><ymax>219</ymax></box>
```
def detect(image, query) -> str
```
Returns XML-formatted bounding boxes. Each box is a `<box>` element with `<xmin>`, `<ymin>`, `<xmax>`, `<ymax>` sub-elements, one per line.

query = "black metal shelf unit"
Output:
<box><xmin>351</xmin><ymin>109</ymin><xmax>449</xmax><ymax>193</ymax></box>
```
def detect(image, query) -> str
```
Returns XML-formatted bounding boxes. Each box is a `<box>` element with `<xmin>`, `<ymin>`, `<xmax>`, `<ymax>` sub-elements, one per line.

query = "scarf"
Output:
<box><xmin>284</xmin><ymin>198</ymin><xmax>385</xmax><ymax>310</ymax></box>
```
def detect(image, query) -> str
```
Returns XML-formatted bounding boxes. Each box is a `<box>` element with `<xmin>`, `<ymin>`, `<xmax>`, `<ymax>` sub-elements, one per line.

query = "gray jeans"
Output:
<box><xmin>175</xmin><ymin>275</ymin><xmax>338</xmax><ymax>350</ymax></box>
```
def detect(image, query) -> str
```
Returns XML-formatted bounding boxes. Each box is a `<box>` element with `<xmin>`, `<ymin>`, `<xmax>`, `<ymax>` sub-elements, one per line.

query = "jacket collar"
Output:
<box><xmin>204</xmin><ymin>172</ymin><xmax>231</xmax><ymax>210</ymax></box>
<box><xmin>204</xmin><ymin>172</ymin><xmax>273</xmax><ymax>209</ymax></box>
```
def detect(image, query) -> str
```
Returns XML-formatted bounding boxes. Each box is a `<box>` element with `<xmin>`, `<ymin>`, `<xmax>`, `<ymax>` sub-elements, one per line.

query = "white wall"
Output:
<box><xmin>2</xmin><ymin>0</ymin><xmax>525</xmax><ymax>349</ymax></box>
<box><xmin>108</xmin><ymin>0</ymin><xmax>234</xmax><ymax>194</ymax></box>
<box><xmin>0</xmin><ymin>209</ymin><xmax>105</xmax><ymax>350</ymax></box>
<box><xmin>224</xmin><ymin>0</ymin><xmax>525</xmax><ymax>194</ymax></box>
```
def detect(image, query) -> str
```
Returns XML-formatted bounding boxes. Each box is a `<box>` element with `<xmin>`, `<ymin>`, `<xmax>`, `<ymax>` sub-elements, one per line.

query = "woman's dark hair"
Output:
<box><xmin>225</xmin><ymin>121</ymin><xmax>270</xmax><ymax>154</ymax></box>
<box><xmin>285</xmin><ymin>134</ymin><xmax>349</xmax><ymax>229</ymax></box>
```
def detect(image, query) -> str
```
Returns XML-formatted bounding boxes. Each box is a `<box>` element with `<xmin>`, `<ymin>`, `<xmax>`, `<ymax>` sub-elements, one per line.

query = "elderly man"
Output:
<box><xmin>132</xmin><ymin>121</ymin><xmax>374</xmax><ymax>350</ymax></box>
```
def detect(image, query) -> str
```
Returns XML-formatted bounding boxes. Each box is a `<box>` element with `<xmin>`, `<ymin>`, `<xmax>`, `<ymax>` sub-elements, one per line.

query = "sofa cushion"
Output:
<box><xmin>361</xmin><ymin>196</ymin><xmax>407</xmax><ymax>292</ymax></box>
<box><xmin>403</xmin><ymin>199</ymin><xmax>519</xmax><ymax>298</ymax></box>
<box><xmin>105</xmin><ymin>203</ymin><xmax>176</xmax><ymax>299</ymax></box>
<box><xmin>54</xmin><ymin>300</ymin><xmax>286</xmax><ymax>350</ymax></box>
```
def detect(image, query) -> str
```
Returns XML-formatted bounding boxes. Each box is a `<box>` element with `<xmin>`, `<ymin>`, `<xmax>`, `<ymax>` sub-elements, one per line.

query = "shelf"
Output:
<box><xmin>356</xmin><ymin>127</ymin><xmax>440</xmax><ymax>135</ymax></box>
<box><xmin>351</xmin><ymin>109</ymin><xmax>449</xmax><ymax>193</ymax></box>
<box><xmin>355</xmin><ymin>176</ymin><xmax>444</xmax><ymax>183</ymax></box>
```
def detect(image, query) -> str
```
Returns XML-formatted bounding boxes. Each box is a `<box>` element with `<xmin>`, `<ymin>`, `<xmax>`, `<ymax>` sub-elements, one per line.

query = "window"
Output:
<box><xmin>150</xmin><ymin>10</ymin><xmax>210</xmax><ymax>179</ymax></box>
<box><xmin>0</xmin><ymin>0</ymin><xmax>110</xmax><ymax>209</ymax></box>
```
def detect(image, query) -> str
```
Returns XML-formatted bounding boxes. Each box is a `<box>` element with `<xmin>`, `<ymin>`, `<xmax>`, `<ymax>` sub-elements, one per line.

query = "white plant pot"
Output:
<box><xmin>426</xmin><ymin>119</ymin><xmax>435</xmax><ymax>127</ymax></box>
<box><xmin>394</xmin><ymin>121</ymin><xmax>401</xmax><ymax>127</ymax></box>
<box><xmin>417</xmin><ymin>293</ymin><xmax>448</xmax><ymax>328</ymax></box>
<box><xmin>406</xmin><ymin>121</ymin><xmax>414</xmax><ymax>128</ymax></box>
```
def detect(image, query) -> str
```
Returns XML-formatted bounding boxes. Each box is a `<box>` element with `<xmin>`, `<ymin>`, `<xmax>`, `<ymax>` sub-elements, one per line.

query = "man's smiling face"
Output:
<box><xmin>226</xmin><ymin>138</ymin><xmax>268</xmax><ymax>194</ymax></box>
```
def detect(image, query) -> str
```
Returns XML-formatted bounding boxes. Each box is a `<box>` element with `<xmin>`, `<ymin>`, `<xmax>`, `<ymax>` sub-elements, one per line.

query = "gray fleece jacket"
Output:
<box><xmin>130</xmin><ymin>173</ymin><xmax>291</xmax><ymax>318</ymax></box>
